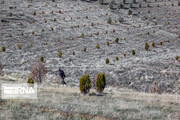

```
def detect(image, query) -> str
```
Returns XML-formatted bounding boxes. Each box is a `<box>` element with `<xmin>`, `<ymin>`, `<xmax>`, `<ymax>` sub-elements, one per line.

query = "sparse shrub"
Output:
<box><xmin>42</xmin><ymin>11</ymin><xmax>45</xmax><ymax>14</ymax></box>
<box><xmin>30</xmin><ymin>59</ymin><xmax>47</xmax><ymax>83</ymax></box>
<box><xmin>33</xmin><ymin>12</ymin><xmax>36</xmax><ymax>16</ymax></box>
<box><xmin>51</xmin><ymin>26</ymin><xmax>53</xmax><ymax>31</ymax></box>
<box><xmin>81</xmin><ymin>33</ymin><xmax>84</xmax><ymax>38</ymax></box>
<box><xmin>58</xmin><ymin>37</ymin><xmax>60</xmax><ymax>43</ymax></box>
<box><xmin>95</xmin><ymin>73</ymin><xmax>106</xmax><ymax>93</ymax></box>
<box><xmin>45</xmin><ymin>19</ymin><xmax>47</xmax><ymax>23</ymax></box>
<box><xmin>42</xmin><ymin>29</ymin><xmax>44</xmax><ymax>32</ymax></box>
<box><xmin>84</xmin><ymin>48</ymin><xmax>86</xmax><ymax>52</ymax></box>
<box><xmin>171</xmin><ymin>3</ymin><xmax>174</xmax><ymax>6</ymax></box>
<box><xmin>106</xmin><ymin>41</ymin><xmax>109</xmax><ymax>46</ymax></box>
<box><xmin>79</xmin><ymin>74</ymin><xmax>91</xmax><ymax>94</ymax></box>
<box><xmin>54</xmin><ymin>18</ymin><xmax>56</xmax><ymax>21</ymax></box>
<box><xmin>105</xmin><ymin>58</ymin><xmax>109</xmax><ymax>64</ymax></box>
<box><xmin>176</xmin><ymin>56</ymin><xmax>179</xmax><ymax>60</ymax></box>
<box><xmin>128</xmin><ymin>9</ymin><xmax>132</xmax><ymax>15</ymax></box>
<box><xmin>152</xmin><ymin>42</ymin><xmax>155</xmax><ymax>47</ymax></box>
<box><xmin>107</xmin><ymin>16</ymin><xmax>112</xmax><ymax>24</ymax></box>
<box><xmin>30</xmin><ymin>41</ymin><xmax>33</xmax><ymax>47</ymax></box>
<box><xmin>51</xmin><ymin>11</ymin><xmax>53</xmax><ymax>14</ymax></box>
<box><xmin>116</xmin><ymin>56</ymin><xmax>119</xmax><ymax>61</ymax></box>
<box><xmin>132</xmin><ymin>50</ymin><xmax>135</xmax><ymax>55</ymax></box>
<box><xmin>59</xmin><ymin>10</ymin><xmax>61</xmax><ymax>13</ymax></box>
<box><xmin>160</xmin><ymin>42</ymin><xmax>163</xmax><ymax>45</ymax></box>
<box><xmin>96</xmin><ymin>32</ymin><xmax>99</xmax><ymax>35</ymax></box>
<box><xmin>124</xmin><ymin>53</ymin><xmax>126</xmax><ymax>58</ymax></box>
<box><xmin>57</xmin><ymin>50</ymin><xmax>62</xmax><ymax>57</ymax></box>
<box><xmin>9</xmin><ymin>12</ymin><xmax>12</xmax><ymax>17</ymax></box>
<box><xmin>106</xmin><ymin>30</ymin><xmax>108</xmax><ymax>34</ymax></box>
<box><xmin>21</xmin><ymin>31</ymin><xmax>23</xmax><ymax>36</ymax></box>
<box><xmin>32</xmin><ymin>31</ymin><xmax>34</xmax><ymax>35</ymax></box>
<box><xmin>27</xmin><ymin>77</ymin><xmax>34</xmax><ymax>84</ymax></box>
<box><xmin>147</xmin><ymin>3</ymin><xmax>150</xmax><ymax>7</ymax></box>
<box><xmin>178</xmin><ymin>2</ymin><xmax>180</xmax><ymax>6</ymax></box>
<box><xmin>72</xmin><ymin>50</ymin><xmax>75</xmax><ymax>55</ymax></box>
<box><xmin>145</xmin><ymin>42</ymin><xmax>149</xmax><ymax>50</ymax></box>
<box><xmin>113</xmin><ymin>29</ymin><xmax>115</xmax><ymax>33</ymax></box>
<box><xmin>145</xmin><ymin>16</ymin><xmax>148</xmax><ymax>20</ymax></box>
<box><xmin>40</xmin><ymin>56</ymin><xmax>44</xmax><ymax>62</ymax></box>
<box><xmin>17</xmin><ymin>43</ymin><xmax>21</xmax><ymax>50</ymax></box>
<box><xmin>91</xmin><ymin>23</ymin><xmax>94</xmax><ymax>26</ymax></box>
<box><xmin>96</xmin><ymin>43</ymin><xmax>100</xmax><ymax>49</ymax></box>
<box><xmin>2</xmin><ymin>46</ymin><xmax>5</xmax><ymax>52</ymax></box>
<box><xmin>115</xmin><ymin>38</ymin><xmax>119</xmax><ymax>43</ymax></box>
<box><xmin>155</xmin><ymin>22</ymin><xmax>157</xmax><ymax>25</ymax></box>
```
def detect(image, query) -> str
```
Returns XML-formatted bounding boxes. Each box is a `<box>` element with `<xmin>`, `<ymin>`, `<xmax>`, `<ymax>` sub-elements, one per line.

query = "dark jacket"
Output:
<box><xmin>59</xmin><ymin>69</ymin><xmax>65</xmax><ymax>79</ymax></box>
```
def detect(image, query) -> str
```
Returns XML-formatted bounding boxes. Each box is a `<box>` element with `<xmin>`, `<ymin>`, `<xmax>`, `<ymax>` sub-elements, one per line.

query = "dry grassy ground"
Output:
<box><xmin>0</xmin><ymin>77</ymin><xmax>180</xmax><ymax>120</ymax></box>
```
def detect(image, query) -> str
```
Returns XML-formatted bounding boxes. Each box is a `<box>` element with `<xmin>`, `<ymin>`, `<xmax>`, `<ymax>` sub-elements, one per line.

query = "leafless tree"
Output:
<box><xmin>31</xmin><ymin>59</ymin><xmax>47</xmax><ymax>83</ymax></box>
<box><xmin>150</xmin><ymin>81</ymin><xmax>160</xmax><ymax>93</ymax></box>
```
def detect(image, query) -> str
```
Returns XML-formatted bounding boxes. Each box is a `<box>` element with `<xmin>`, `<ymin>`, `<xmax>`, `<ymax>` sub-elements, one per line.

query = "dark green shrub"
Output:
<box><xmin>72</xmin><ymin>50</ymin><xmax>75</xmax><ymax>55</ymax></box>
<box><xmin>96</xmin><ymin>43</ymin><xmax>100</xmax><ymax>49</ymax></box>
<box><xmin>84</xmin><ymin>48</ymin><xmax>86</xmax><ymax>52</ymax></box>
<box><xmin>147</xmin><ymin>3</ymin><xmax>150</xmax><ymax>7</ymax></box>
<box><xmin>145</xmin><ymin>42</ymin><xmax>149</xmax><ymax>50</ymax></box>
<box><xmin>128</xmin><ymin>9</ymin><xmax>132</xmax><ymax>15</ymax></box>
<box><xmin>115</xmin><ymin>38</ymin><xmax>119</xmax><ymax>43</ymax></box>
<box><xmin>132</xmin><ymin>50</ymin><xmax>135</xmax><ymax>55</ymax></box>
<box><xmin>105</xmin><ymin>58</ymin><xmax>109</xmax><ymax>64</ymax></box>
<box><xmin>152</xmin><ymin>42</ymin><xmax>155</xmax><ymax>47</ymax></box>
<box><xmin>9</xmin><ymin>12</ymin><xmax>12</xmax><ymax>17</ymax></box>
<box><xmin>107</xmin><ymin>17</ymin><xmax>112</xmax><ymax>24</ymax></box>
<box><xmin>106</xmin><ymin>41</ymin><xmax>109</xmax><ymax>46</ymax></box>
<box><xmin>160</xmin><ymin>42</ymin><xmax>163</xmax><ymax>45</ymax></box>
<box><xmin>27</xmin><ymin>77</ymin><xmax>34</xmax><ymax>84</ymax></box>
<box><xmin>17</xmin><ymin>43</ymin><xmax>21</xmax><ymax>50</ymax></box>
<box><xmin>95</xmin><ymin>73</ymin><xmax>106</xmax><ymax>93</ymax></box>
<box><xmin>2</xmin><ymin>46</ymin><xmax>5</xmax><ymax>52</ymax></box>
<box><xmin>79</xmin><ymin>74</ymin><xmax>91</xmax><ymax>94</ymax></box>
<box><xmin>81</xmin><ymin>33</ymin><xmax>84</xmax><ymax>38</ymax></box>
<box><xmin>57</xmin><ymin>50</ymin><xmax>62</xmax><ymax>57</ymax></box>
<box><xmin>40</xmin><ymin>56</ymin><xmax>44</xmax><ymax>62</ymax></box>
<box><xmin>116</xmin><ymin>56</ymin><xmax>119</xmax><ymax>61</ymax></box>
<box><xmin>176</xmin><ymin>56</ymin><xmax>179</xmax><ymax>60</ymax></box>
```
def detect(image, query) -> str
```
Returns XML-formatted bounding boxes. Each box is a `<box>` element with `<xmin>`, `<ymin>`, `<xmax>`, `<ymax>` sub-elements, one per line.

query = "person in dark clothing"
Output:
<box><xmin>58</xmin><ymin>68</ymin><xmax>66</xmax><ymax>85</ymax></box>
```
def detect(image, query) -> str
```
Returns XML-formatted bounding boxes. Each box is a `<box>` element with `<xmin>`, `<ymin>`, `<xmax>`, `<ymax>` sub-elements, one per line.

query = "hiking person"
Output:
<box><xmin>58</xmin><ymin>67</ymin><xmax>66</xmax><ymax>85</ymax></box>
